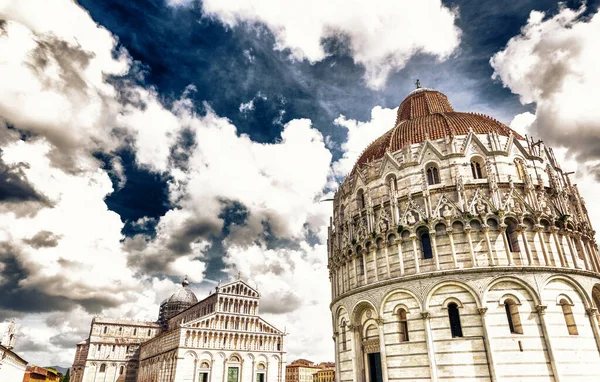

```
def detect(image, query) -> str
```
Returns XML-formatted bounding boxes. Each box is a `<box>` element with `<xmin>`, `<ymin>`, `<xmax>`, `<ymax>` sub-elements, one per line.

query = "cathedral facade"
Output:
<box><xmin>71</xmin><ymin>278</ymin><xmax>286</xmax><ymax>382</ymax></box>
<box><xmin>327</xmin><ymin>87</ymin><xmax>600</xmax><ymax>381</ymax></box>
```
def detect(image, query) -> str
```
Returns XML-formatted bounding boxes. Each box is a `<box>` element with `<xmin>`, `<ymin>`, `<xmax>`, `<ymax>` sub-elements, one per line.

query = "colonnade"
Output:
<box><xmin>183</xmin><ymin>330</ymin><xmax>282</xmax><ymax>352</ymax></box>
<box><xmin>330</xmin><ymin>216</ymin><xmax>600</xmax><ymax>299</ymax></box>
<box><xmin>190</xmin><ymin>315</ymin><xmax>275</xmax><ymax>333</ymax></box>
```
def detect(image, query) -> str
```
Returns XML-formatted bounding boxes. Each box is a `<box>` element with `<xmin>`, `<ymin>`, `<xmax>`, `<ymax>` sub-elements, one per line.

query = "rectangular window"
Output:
<box><xmin>256</xmin><ymin>373</ymin><xmax>265</xmax><ymax>382</ymax></box>
<box><xmin>227</xmin><ymin>367</ymin><xmax>239</xmax><ymax>382</ymax></box>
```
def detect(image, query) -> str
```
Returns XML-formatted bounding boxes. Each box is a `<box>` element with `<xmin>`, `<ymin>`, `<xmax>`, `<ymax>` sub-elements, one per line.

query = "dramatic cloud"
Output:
<box><xmin>0</xmin><ymin>1</ymin><xmax>129</xmax><ymax>169</ymax></box>
<box><xmin>332</xmin><ymin>106</ymin><xmax>397</xmax><ymax>177</ymax></box>
<box><xmin>491</xmin><ymin>6</ymin><xmax>600</xmax><ymax>179</ymax></box>
<box><xmin>202</xmin><ymin>0</ymin><xmax>461</xmax><ymax>89</ymax></box>
<box><xmin>224</xmin><ymin>242</ymin><xmax>332</xmax><ymax>361</ymax></box>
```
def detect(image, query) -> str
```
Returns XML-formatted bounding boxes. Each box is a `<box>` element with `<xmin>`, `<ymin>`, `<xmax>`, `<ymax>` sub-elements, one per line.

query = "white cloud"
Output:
<box><xmin>492</xmin><ymin>5</ymin><xmax>600</xmax><ymax>244</ymax></box>
<box><xmin>491</xmin><ymin>6</ymin><xmax>600</xmax><ymax>171</ymax></box>
<box><xmin>239</xmin><ymin>99</ymin><xmax>255</xmax><ymax>113</ymax></box>
<box><xmin>224</xmin><ymin>243</ymin><xmax>333</xmax><ymax>361</ymax></box>
<box><xmin>201</xmin><ymin>0</ymin><xmax>461</xmax><ymax>89</ymax></box>
<box><xmin>332</xmin><ymin>106</ymin><xmax>397</xmax><ymax>176</ymax></box>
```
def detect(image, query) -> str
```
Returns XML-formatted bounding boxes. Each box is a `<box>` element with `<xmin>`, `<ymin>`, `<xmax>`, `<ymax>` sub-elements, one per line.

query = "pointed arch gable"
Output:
<box><xmin>377</xmin><ymin>151</ymin><xmax>402</xmax><ymax>178</ymax></box>
<box><xmin>432</xmin><ymin>193</ymin><xmax>463</xmax><ymax>219</ymax></box>
<box><xmin>417</xmin><ymin>140</ymin><xmax>445</xmax><ymax>164</ymax></box>
<box><xmin>460</xmin><ymin>131</ymin><xmax>492</xmax><ymax>157</ymax></box>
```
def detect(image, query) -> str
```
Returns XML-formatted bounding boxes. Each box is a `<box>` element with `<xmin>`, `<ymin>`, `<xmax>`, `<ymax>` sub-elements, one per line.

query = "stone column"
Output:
<box><xmin>499</xmin><ymin>225</ymin><xmax>514</xmax><ymax>265</ymax></box>
<box><xmin>348</xmin><ymin>325</ymin><xmax>360</xmax><ymax>382</ymax></box>
<box><xmin>421</xmin><ymin>312</ymin><xmax>438</xmax><ymax>382</ymax></box>
<box><xmin>362</xmin><ymin>249</ymin><xmax>368</xmax><ymax>285</ymax></box>
<box><xmin>430</xmin><ymin>231</ymin><xmax>440</xmax><ymax>271</ymax></box>
<box><xmin>586</xmin><ymin>308</ymin><xmax>600</xmax><ymax>356</ymax></box>
<box><xmin>447</xmin><ymin>227</ymin><xmax>459</xmax><ymax>268</ymax></box>
<box><xmin>411</xmin><ymin>234</ymin><xmax>420</xmax><ymax>274</ymax></box>
<box><xmin>376</xmin><ymin>319</ymin><xmax>389</xmax><ymax>382</ymax></box>
<box><xmin>464</xmin><ymin>226</ymin><xmax>478</xmax><ymax>267</ymax></box>
<box><xmin>565</xmin><ymin>232</ymin><xmax>580</xmax><ymax>269</ymax></box>
<box><xmin>534</xmin><ymin>225</ymin><xmax>550</xmax><ymax>266</ymax></box>
<box><xmin>333</xmin><ymin>332</ymin><xmax>342</xmax><ymax>382</ymax></box>
<box><xmin>518</xmin><ymin>226</ymin><xmax>533</xmax><ymax>265</ymax></box>
<box><xmin>384</xmin><ymin>244</ymin><xmax>391</xmax><ymax>278</ymax></box>
<box><xmin>396</xmin><ymin>238</ymin><xmax>405</xmax><ymax>276</ymax></box>
<box><xmin>551</xmin><ymin>227</ymin><xmax>567</xmax><ymax>268</ymax></box>
<box><xmin>585</xmin><ymin>240</ymin><xmax>600</xmax><ymax>272</ymax></box>
<box><xmin>372</xmin><ymin>245</ymin><xmax>379</xmax><ymax>282</ymax></box>
<box><xmin>482</xmin><ymin>226</ymin><xmax>496</xmax><ymax>266</ymax></box>
<box><xmin>478</xmin><ymin>307</ymin><xmax>498</xmax><ymax>382</ymax></box>
<box><xmin>346</xmin><ymin>260</ymin><xmax>351</xmax><ymax>291</ymax></box>
<box><xmin>575</xmin><ymin>233</ymin><xmax>590</xmax><ymax>270</ymax></box>
<box><xmin>536</xmin><ymin>305</ymin><xmax>561</xmax><ymax>381</ymax></box>
<box><xmin>353</xmin><ymin>257</ymin><xmax>358</xmax><ymax>288</ymax></box>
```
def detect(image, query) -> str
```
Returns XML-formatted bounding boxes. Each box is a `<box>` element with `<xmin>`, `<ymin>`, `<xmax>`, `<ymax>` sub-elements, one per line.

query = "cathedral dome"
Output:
<box><xmin>168</xmin><ymin>278</ymin><xmax>198</xmax><ymax>305</ymax></box>
<box><xmin>352</xmin><ymin>88</ymin><xmax>523</xmax><ymax>173</ymax></box>
<box><xmin>158</xmin><ymin>277</ymin><xmax>198</xmax><ymax>328</ymax></box>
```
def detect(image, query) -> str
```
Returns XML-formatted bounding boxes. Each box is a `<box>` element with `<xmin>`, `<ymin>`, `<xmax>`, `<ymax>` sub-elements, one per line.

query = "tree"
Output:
<box><xmin>61</xmin><ymin>369</ymin><xmax>70</xmax><ymax>382</ymax></box>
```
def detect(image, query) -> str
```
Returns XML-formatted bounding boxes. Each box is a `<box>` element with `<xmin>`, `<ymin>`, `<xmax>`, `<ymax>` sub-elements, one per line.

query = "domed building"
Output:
<box><xmin>158</xmin><ymin>277</ymin><xmax>199</xmax><ymax>328</ymax></box>
<box><xmin>71</xmin><ymin>276</ymin><xmax>286</xmax><ymax>382</ymax></box>
<box><xmin>327</xmin><ymin>86</ymin><xmax>600</xmax><ymax>382</ymax></box>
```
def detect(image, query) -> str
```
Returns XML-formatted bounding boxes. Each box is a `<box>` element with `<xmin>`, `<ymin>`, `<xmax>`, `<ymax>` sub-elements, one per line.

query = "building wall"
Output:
<box><xmin>332</xmin><ymin>270</ymin><xmax>600</xmax><ymax>382</ymax></box>
<box><xmin>0</xmin><ymin>346</ymin><xmax>27</xmax><ymax>382</ymax></box>
<box><xmin>73</xmin><ymin>318</ymin><xmax>161</xmax><ymax>382</ymax></box>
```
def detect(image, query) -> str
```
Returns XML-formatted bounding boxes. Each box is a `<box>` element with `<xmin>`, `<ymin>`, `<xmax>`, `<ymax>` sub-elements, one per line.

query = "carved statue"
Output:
<box><xmin>476</xmin><ymin>199</ymin><xmax>487</xmax><ymax>215</ymax></box>
<box><xmin>442</xmin><ymin>205</ymin><xmax>453</xmax><ymax>220</ymax></box>
<box><xmin>406</xmin><ymin>211</ymin><xmax>417</xmax><ymax>225</ymax></box>
<box><xmin>513</xmin><ymin>201</ymin><xmax>523</xmax><ymax>214</ymax></box>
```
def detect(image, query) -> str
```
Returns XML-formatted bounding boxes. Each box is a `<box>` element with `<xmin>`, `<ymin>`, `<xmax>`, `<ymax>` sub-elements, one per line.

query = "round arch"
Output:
<box><xmin>351</xmin><ymin>300</ymin><xmax>379</xmax><ymax>326</ymax></box>
<box><xmin>378</xmin><ymin>288</ymin><xmax>422</xmax><ymax>317</ymax></box>
<box><xmin>543</xmin><ymin>274</ymin><xmax>592</xmax><ymax>308</ymax></box>
<box><xmin>425</xmin><ymin>280</ymin><xmax>483</xmax><ymax>310</ymax></box>
<box><xmin>483</xmin><ymin>276</ymin><xmax>541</xmax><ymax>307</ymax></box>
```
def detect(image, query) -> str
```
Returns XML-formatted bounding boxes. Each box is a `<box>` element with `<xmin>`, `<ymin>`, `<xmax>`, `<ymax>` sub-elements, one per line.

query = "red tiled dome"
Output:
<box><xmin>352</xmin><ymin>88</ymin><xmax>523</xmax><ymax>173</ymax></box>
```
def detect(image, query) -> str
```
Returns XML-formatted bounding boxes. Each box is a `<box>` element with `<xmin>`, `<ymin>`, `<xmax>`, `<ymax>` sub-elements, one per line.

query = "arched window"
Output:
<box><xmin>447</xmin><ymin>302</ymin><xmax>463</xmax><ymax>338</ymax></box>
<box><xmin>148</xmin><ymin>329</ymin><xmax>151</xmax><ymax>336</ymax></box>
<box><xmin>99</xmin><ymin>364</ymin><xmax>106</xmax><ymax>373</ymax></box>
<box><xmin>470</xmin><ymin>159</ymin><xmax>484</xmax><ymax>179</ymax></box>
<box><xmin>504</xmin><ymin>299</ymin><xmax>523</xmax><ymax>334</ymax></box>
<box><xmin>119</xmin><ymin>366</ymin><xmax>125</xmax><ymax>375</ymax></box>
<box><xmin>506</xmin><ymin>220</ymin><xmax>521</xmax><ymax>252</ymax></box>
<box><xmin>398</xmin><ymin>308</ymin><xmax>409</xmax><ymax>342</ymax></box>
<box><xmin>426</xmin><ymin>166</ymin><xmax>440</xmax><ymax>185</ymax></box>
<box><xmin>357</xmin><ymin>190</ymin><xmax>365</xmax><ymax>210</ymax></box>
<box><xmin>514</xmin><ymin>159</ymin><xmax>526</xmax><ymax>180</ymax></box>
<box><xmin>420</xmin><ymin>232</ymin><xmax>433</xmax><ymax>259</ymax></box>
<box><xmin>559</xmin><ymin>299</ymin><xmax>578</xmax><ymax>335</ymax></box>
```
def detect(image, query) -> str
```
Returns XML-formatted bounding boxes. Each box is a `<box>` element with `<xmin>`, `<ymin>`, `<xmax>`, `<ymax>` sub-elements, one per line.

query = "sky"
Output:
<box><xmin>1</xmin><ymin>0</ymin><xmax>600</xmax><ymax>368</ymax></box>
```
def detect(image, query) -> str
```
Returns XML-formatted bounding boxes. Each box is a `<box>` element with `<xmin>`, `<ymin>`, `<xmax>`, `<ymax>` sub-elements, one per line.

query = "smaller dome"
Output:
<box><xmin>168</xmin><ymin>277</ymin><xmax>198</xmax><ymax>304</ymax></box>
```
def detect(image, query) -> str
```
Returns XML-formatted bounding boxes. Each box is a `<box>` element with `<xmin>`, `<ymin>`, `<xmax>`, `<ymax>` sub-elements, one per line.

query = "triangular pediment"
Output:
<box><xmin>377</xmin><ymin>151</ymin><xmax>401</xmax><ymax>178</ymax></box>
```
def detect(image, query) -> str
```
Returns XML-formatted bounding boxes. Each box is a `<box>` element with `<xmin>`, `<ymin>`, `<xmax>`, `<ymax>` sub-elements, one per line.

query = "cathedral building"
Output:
<box><xmin>327</xmin><ymin>86</ymin><xmax>600</xmax><ymax>381</ymax></box>
<box><xmin>72</xmin><ymin>277</ymin><xmax>286</xmax><ymax>382</ymax></box>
